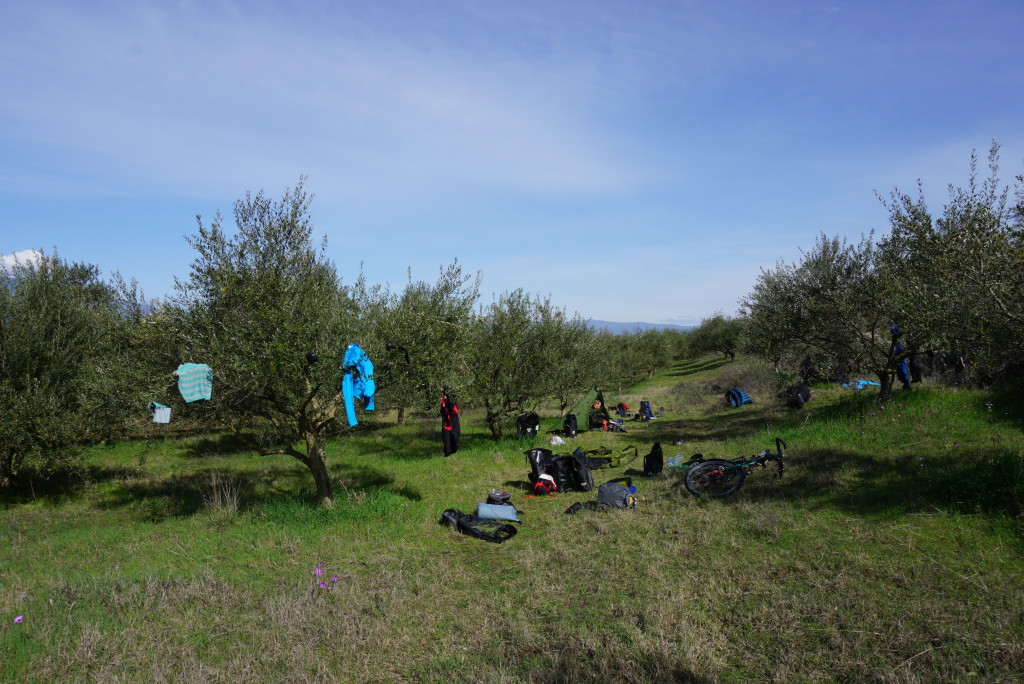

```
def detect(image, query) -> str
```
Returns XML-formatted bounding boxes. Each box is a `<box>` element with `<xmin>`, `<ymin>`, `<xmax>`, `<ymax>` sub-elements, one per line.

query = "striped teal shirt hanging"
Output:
<box><xmin>175</xmin><ymin>363</ymin><xmax>213</xmax><ymax>402</ymax></box>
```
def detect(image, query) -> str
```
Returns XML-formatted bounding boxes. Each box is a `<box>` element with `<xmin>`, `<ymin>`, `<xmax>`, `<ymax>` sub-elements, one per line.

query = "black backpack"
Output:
<box><xmin>569</xmin><ymin>448</ymin><xmax>595</xmax><ymax>492</ymax></box>
<box><xmin>525</xmin><ymin>447</ymin><xmax>573</xmax><ymax>492</ymax></box>
<box><xmin>643</xmin><ymin>442</ymin><xmax>664</xmax><ymax>476</ymax></box>
<box><xmin>526</xmin><ymin>448</ymin><xmax>556</xmax><ymax>484</ymax></box>
<box><xmin>563</xmin><ymin>413</ymin><xmax>578</xmax><ymax>437</ymax></box>
<box><xmin>516</xmin><ymin>412</ymin><xmax>540</xmax><ymax>438</ymax></box>
<box><xmin>786</xmin><ymin>384</ymin><xmax>811</xmax><ymax>409</ymax></box>
<box><xmin>440</xmin><ymin>509</ymin><xmax>518</xmax><ymax>543</ymax></box>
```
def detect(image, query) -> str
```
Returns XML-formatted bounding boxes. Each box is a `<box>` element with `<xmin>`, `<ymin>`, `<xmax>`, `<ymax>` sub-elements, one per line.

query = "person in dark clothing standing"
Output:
<box><xmin>909</xmin><ymin>352</ymin><xmax>924</xmax><ymax>383</ymax></box>
<box><xmin>441</xmin><ymin>391</ymin><xmax>461</xmax><ymax>456</ymax></box>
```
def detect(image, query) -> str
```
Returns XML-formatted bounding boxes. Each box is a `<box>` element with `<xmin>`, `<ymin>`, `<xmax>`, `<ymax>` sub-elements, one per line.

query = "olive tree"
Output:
<box><xmin>741</xmin><ymin>234</ymin><xmax>911</xmax><ymax>398</ymax></box>
<box><xmin>368</xmin><ymin>262</ymin><xmax>480</xmax><ymax>424</ymax></box>
<box><xmin>877</xmin><ymin>141</ymin><xmax>1024</xmax><ymax>380</ymax></box>
<box><xmin>466</xmin><ymin>290</ymin><xmax>580</xmax><ymax>438</ymax></box>
<box><xmin>689</xmin><ymin>313</ymin><xmax>745</xmax><ymax>361</ymax></box>
<box><xmin>0</xmin><ymin>253</ymin><xmax>138</xmax><ymax>489</ymax></box>
<box><xmin>173</xmin><ymin>179</ymin><xmax>356</xmax><ymax>506</ymax></box>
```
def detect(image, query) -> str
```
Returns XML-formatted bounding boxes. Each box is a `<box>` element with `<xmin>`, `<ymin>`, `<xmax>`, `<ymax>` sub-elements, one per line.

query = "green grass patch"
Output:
<box><xmin>2</xmin><ymin>358</ymin><xmax>1022</xmax><ymax>682</ymax></box>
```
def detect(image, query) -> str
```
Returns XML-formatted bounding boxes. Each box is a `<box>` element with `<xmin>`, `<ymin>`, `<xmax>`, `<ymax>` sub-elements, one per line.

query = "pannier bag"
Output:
<box><xmin>515</xmin><ymin>412</ymin><xmax>541</xmax><ymax>439</ymax></box>
<box><xmin>440</xmin><ymin>509</ymin><xmax>518</xmax><ymax>543</ymax></box>
<box><xmin>596</xmin><ymin>482</ymin><xmax>637</xmax><ymax>509</ymax></box>
<box><xmin>563</xmin><ymin>413</ymin><xmax>578</xmax><ymax>438</ymax></box>
<box><xmin>785</xmin><ymin>384</ymin><xmax>811</xmax><ymax>409</ymax></box>
<box><xmin>643</xmin><ymin>442</ymin><xmax>664</xmax><ymax>476</ymax></box>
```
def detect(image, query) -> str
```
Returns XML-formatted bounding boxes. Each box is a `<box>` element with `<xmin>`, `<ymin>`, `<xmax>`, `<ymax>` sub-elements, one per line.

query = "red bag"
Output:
<box><xmin>531</xmin><ymin>474</ymin><xmax>557</xmax><ymax>496</ymax></box>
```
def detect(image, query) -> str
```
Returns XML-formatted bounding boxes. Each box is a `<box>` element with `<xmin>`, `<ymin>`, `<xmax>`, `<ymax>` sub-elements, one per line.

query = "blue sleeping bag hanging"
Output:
<box><xmin>725</xmin><ymin>387</ymin><xmax>752</xmax><ymax>408</ymax></box>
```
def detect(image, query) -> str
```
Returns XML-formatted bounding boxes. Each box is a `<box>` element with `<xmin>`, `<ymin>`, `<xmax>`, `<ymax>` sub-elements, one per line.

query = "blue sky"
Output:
<box><xmin>2</xmin><ymin>0</ymin><xmax>1021</xmax><ymax>325</ymax></box>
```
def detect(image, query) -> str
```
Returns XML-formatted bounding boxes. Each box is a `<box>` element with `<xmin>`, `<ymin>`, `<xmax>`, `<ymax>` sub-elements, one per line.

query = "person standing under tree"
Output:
<box><xmin>441</xmin><ymin>390</ymin><xmax>461</xmax><ymax>456</ymax></box>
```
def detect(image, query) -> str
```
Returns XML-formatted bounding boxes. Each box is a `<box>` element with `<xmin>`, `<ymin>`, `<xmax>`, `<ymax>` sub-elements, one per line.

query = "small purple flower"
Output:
<box><xmin>14</xmin><ymin>616</ymin><xmax>24</xmax><ymax>623</ymax></box>
<box><xmin>318</xmin><ymin>582</ymin><xmax>327</xmax><ymax>589</ymax></box>
<box><xmin>331</xmin><ymin>577</ymin><xmax>339</xmax><ymax>582</ymax></box>
<box><xmin>314</xmin><ymin>568</ymin><xmax>323</xmax><ymax>576</ymax></box>
<box><xmin>115</xmin><ymin>566</ymin><xmax>121</xmax><ymax>570</ymax></box>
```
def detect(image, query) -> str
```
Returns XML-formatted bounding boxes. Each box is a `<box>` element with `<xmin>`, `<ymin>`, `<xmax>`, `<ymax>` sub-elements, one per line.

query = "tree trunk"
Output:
<box><xmin>0</xmin><ymin>453</ymin><xmax>18</xmax><ymax>491</ymax></box>
<box><xmin>396</xmin><ymin>406</ymin><xmax>406</xmax><ymax>426</ymax></box>
<box><xmin>876</xmin><ymin>370</ymin><xmax>896</xmax><ymax>400</ymax></box>
<box><xmin>486</xmin><ymin>412</ymin><xmax>502</xmax><ymax>439</ymax></box>
<box><xmin>303</xmin><ymin>429</ymin><xmax>334</xmax><ymax>507</ymax></box>
<box><xmin>482</xmin><ymin>399</ymin><xmax>502</xmax><ymax>438</ymax></box>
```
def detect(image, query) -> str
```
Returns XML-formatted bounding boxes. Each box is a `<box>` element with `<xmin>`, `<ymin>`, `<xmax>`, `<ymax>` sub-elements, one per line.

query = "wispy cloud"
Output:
<box><xmin>0</xmin><ymin>2</ymin><xmax>645</xmax><ymax>201</ymax></box>
<box><xmin>0</xmin><ymin>249</ymin><xmax>43</xmax><ymax>271</ymax></box>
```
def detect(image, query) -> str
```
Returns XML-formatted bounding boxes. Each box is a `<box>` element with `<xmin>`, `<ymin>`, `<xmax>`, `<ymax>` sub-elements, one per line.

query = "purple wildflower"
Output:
<box><xmin>14</xmin><ymin>616</ymin><xmax>24</xmax><ymax>623</ymax></box>
<box><xmin>314</xmin><ymin>568</ymin><xmax>323</xmax><ymax>576</ymax></box>
<box><xmin>318</xmin><ymin>582</ymin><xmax>327</xmax><ymax>589</ymax></box>
<box><xmin>331</xmin><ymin>577</ymin><xmax>339</xmax><ymax>582</ymax></box>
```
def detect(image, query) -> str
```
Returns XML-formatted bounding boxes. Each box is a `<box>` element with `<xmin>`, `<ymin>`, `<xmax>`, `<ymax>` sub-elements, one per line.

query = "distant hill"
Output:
<box><xmin>588</xmin><ymin>320</ymin><xmax>695</xmax><ymax>334</ymax></box>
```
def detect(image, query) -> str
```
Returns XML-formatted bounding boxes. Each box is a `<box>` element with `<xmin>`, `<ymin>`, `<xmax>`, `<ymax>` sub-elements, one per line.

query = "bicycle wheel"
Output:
<box><xmin>684</xmin><ymin>459</ymin><xmax>745</xmax><ymax>498</ymax></box>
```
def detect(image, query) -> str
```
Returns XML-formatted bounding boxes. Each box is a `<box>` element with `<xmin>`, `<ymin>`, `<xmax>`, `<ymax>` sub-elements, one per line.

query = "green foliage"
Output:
<box><xmin>173</xmin><ymin>178</ymin><xmax>355</xmax><ymax>504</ymax></box>
<box><xmin>741</xmin><ymin>234</ymin><xmax>909</xmax><ymax>397</ymax></box>
<box><xmin>0</xmin><ymin>253</ymin><xmax>141</xmax><ymax>489</ymax></box>
<box><xmin>689</xmin><ymin>312</ymin><xmax>745</xmax><ymax>361</ymax></box>
<box><xmin>466</xmin><ymin>290</ymin><xmax>592</xmax><ymax>437</ymax></box>
<box><xmin>878</xmin><ymin>141</ymin><xmax>1024</xmax><ymax>381</ymax></box>
<box><xmin>365</xmin><ymin>261</ymin><xmax>480</xmax><ymax>420</ymax></box>
<box><xmin>744</xmin><ymin>142</ymin><xmax>1024</xmax><ymax>394</ymax></box>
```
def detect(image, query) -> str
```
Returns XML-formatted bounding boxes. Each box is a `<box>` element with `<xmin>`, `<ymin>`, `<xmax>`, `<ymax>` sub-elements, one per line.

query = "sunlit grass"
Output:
<box><xmin>2</xmin><ymin>358</ymin><xmax>1022</xmax><ymax>682</ymax></box>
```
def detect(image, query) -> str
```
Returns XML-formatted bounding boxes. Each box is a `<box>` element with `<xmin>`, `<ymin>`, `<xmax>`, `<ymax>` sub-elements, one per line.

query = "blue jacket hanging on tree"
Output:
<box><xmin>342</xmin><ymin>344</ymin><xmax>375</xmax><ymax>426</ymax></box>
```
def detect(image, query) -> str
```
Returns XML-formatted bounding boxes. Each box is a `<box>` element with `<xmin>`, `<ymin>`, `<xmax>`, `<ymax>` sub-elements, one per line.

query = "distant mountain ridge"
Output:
<box><xmin>588</xmin><ymin>320</ymin><xmax>694</xmax><ymax>334</ymax></box>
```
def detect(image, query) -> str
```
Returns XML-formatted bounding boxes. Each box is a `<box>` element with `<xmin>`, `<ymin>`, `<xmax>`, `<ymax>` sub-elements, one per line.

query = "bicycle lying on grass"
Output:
<box><xmin>683</xmin><ymin>438</ymin><xmax>787</xmax><ymax>498</ymax></box>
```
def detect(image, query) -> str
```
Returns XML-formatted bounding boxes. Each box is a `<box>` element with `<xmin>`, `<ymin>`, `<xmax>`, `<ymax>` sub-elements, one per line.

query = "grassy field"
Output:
<box><xmin>2</xmin><ymin>357</ymin><xmax>1022</xmax><ymax>683</ymax></box>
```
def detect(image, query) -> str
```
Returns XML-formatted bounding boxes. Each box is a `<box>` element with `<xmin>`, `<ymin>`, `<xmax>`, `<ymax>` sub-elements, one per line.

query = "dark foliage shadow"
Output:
<box><xmin>1</xmin><ymin>464</ymin><xmax>145</xmax><ymax>506</ymax></box>
<box><xmin>677</xmin><ymin>443</ymin><xmax>1022</xmax><ymax>521</ymax></box>
<box><xmin>95</xmin><ymin>467</ymin><xmax>309</xmax><ymax>520</ymax></box>
<box><xmin>634</xmin><ymin>409</ymin><xmax>793</xmax><ymax>448</ymax></box>
<box><xmin>979</xmin><ymin>384</ymin><xmax>1024</xmax><ymax>432</ymax></box>
<box><xmin>182</xmin><ymin>433</ymin><xmax>253</xmax><ymax>459</ymax></box>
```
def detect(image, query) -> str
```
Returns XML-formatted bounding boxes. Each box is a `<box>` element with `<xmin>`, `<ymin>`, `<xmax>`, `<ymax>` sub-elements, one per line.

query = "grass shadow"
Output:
<box><xmin>688</xmin><ymin>443</ymin><xmax>1023</xmax><ymax>521</ymax></box>
<box><xmin>667</xmin><ymin>357</ymin><xmax>731</xmax><ymax>378</ymax></box>
<box><xmin>182</xmin><ymin>432</ymin><xmax>253</xmax><ymax>459</ymax></box>
<box><xmin>0</xmin><ymin>464</ymin><xmax>148</xmax><ymax>507</ymax></box>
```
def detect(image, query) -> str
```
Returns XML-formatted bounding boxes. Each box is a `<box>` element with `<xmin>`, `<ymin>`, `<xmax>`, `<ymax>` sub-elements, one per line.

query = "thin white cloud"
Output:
<box><xmin>0</xmin><ymin>249</ymin><xmax>43</xmax><ymax>271</ymax></box>
<box><xmin>0</xmin><ymin>2</ymin><xmax>644</xmax><ymax>200</ymax></box>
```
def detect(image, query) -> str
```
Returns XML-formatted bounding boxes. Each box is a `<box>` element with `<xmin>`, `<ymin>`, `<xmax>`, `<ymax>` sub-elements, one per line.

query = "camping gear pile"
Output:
<box><xmin>440</xmin><ymin>489</ymin><xmax>522</xmax><ymax>543</ymax></box>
